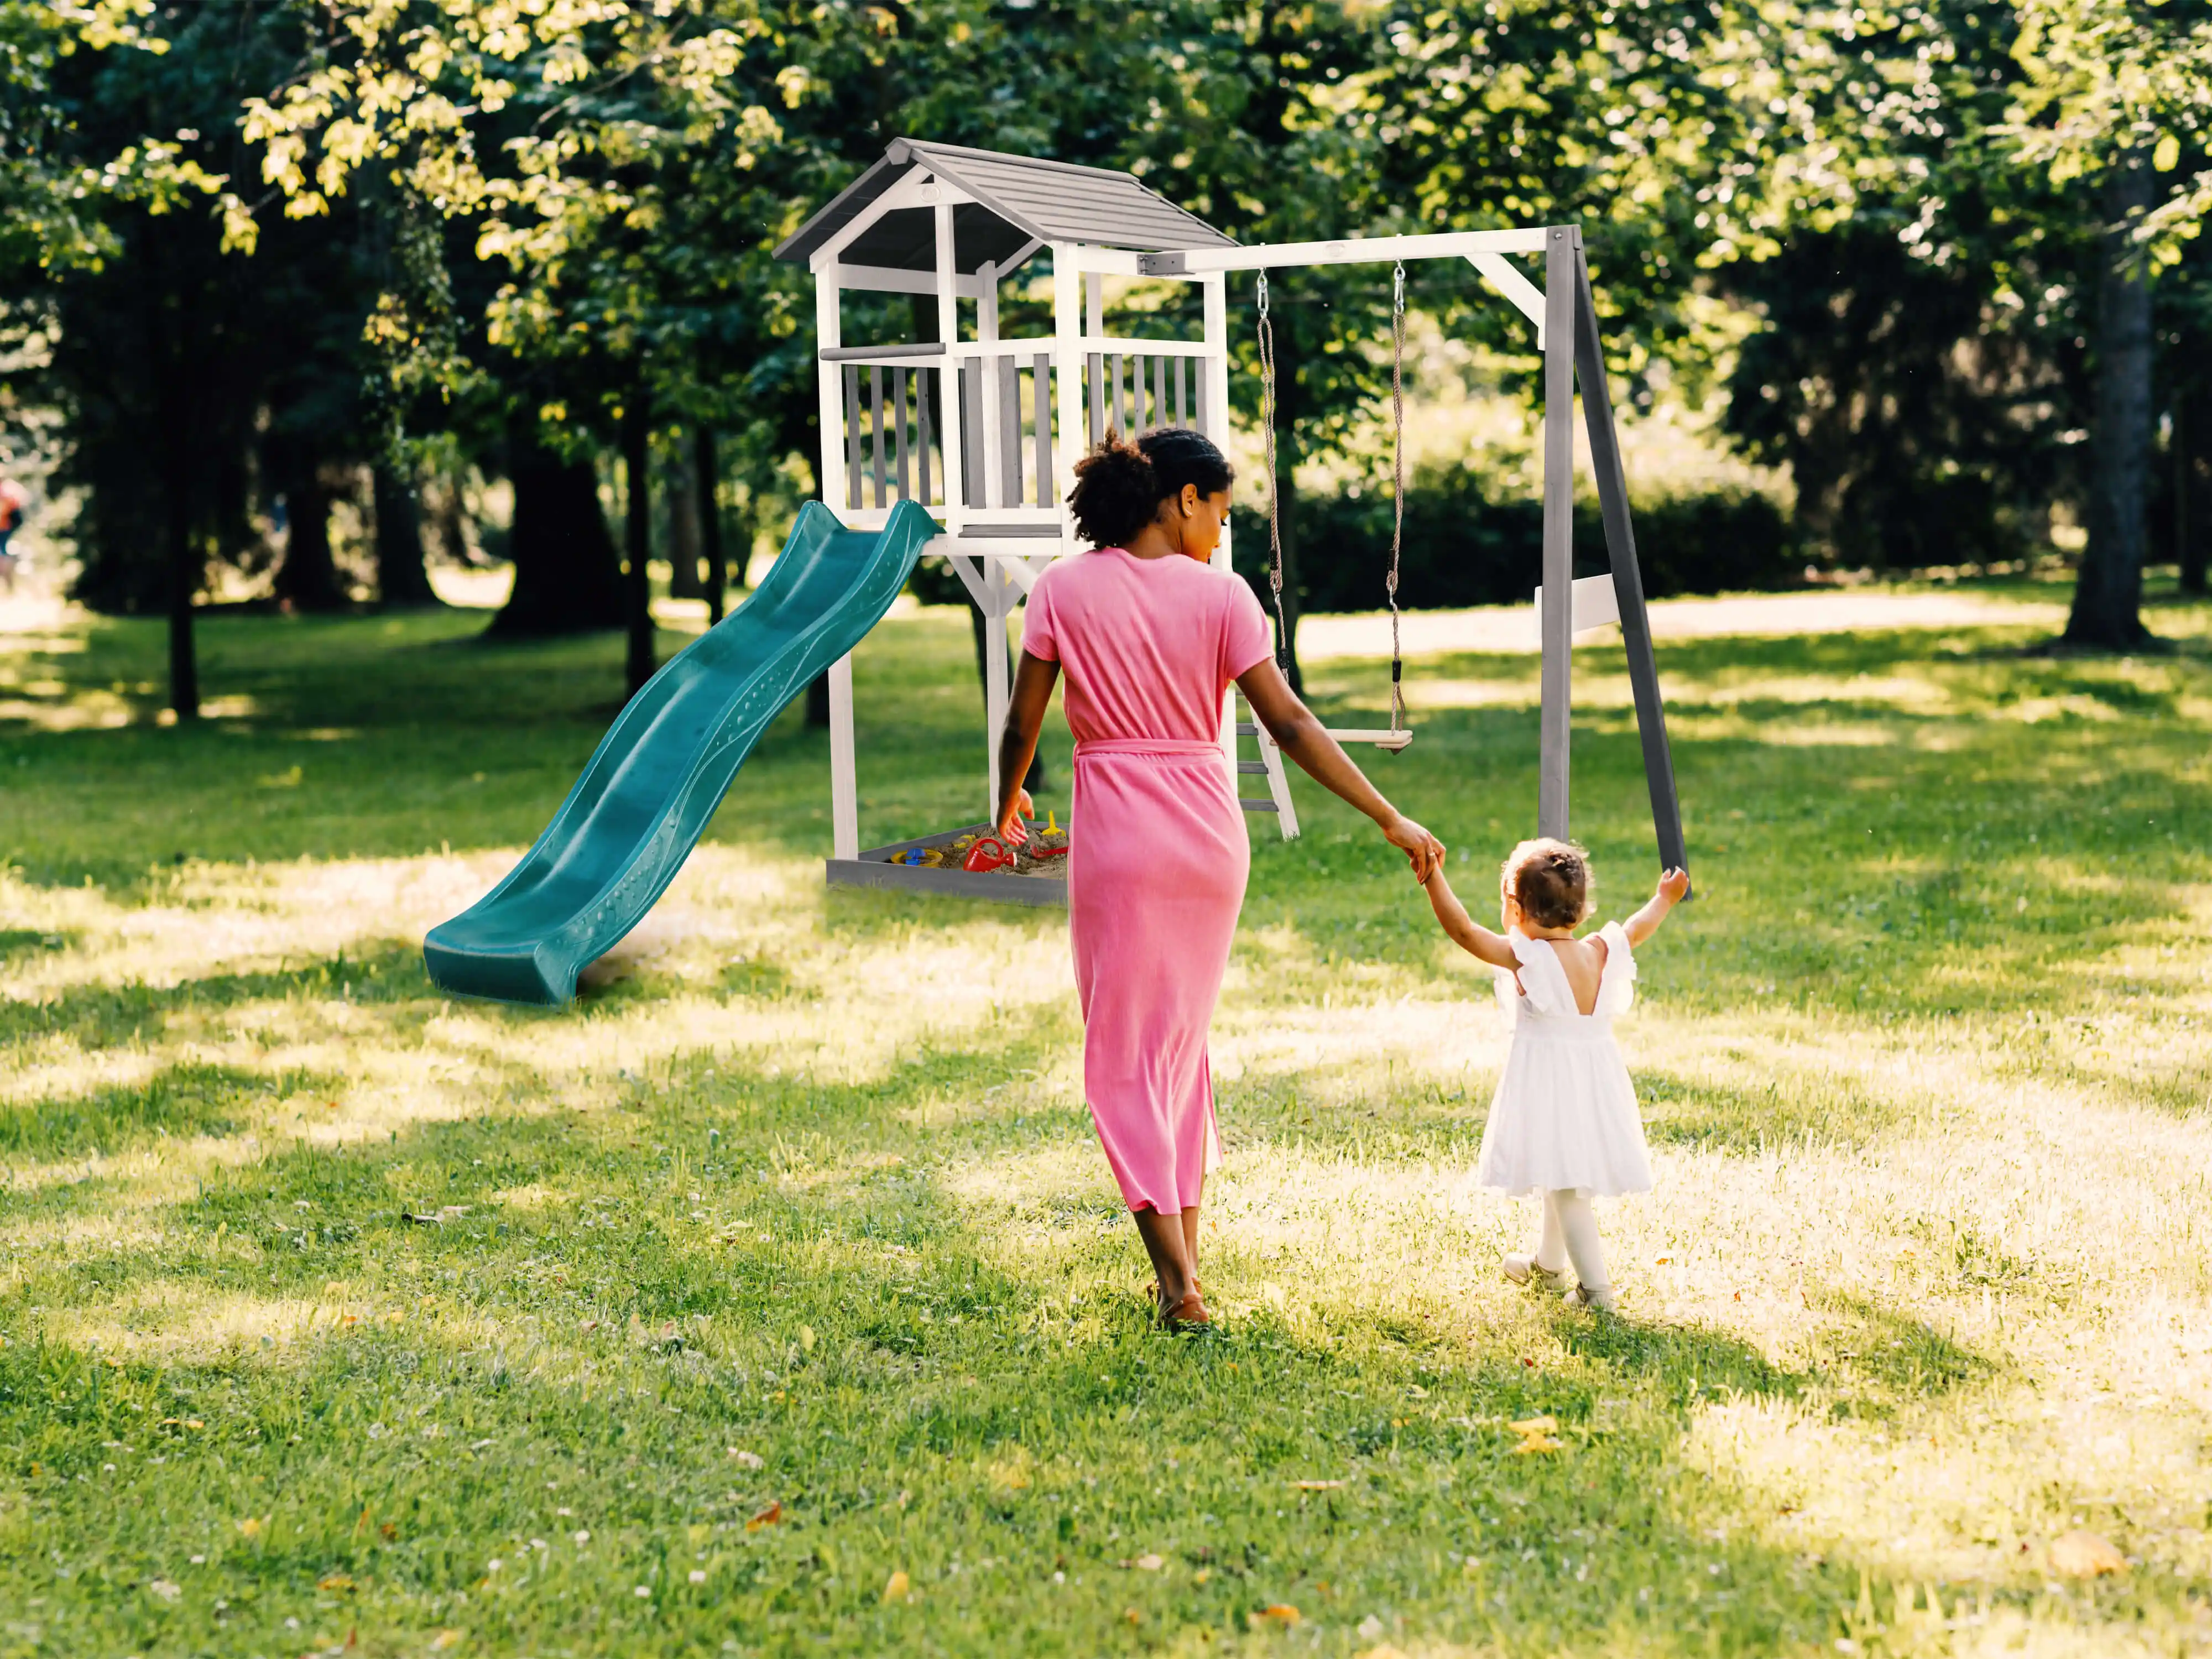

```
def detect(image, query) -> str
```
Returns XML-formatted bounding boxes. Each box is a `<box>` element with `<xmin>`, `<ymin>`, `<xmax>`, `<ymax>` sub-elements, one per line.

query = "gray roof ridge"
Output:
<box><xmin>891</xmin><ymin>137</ymin><xmax>1145</xmax><ymax>187</ymax></box>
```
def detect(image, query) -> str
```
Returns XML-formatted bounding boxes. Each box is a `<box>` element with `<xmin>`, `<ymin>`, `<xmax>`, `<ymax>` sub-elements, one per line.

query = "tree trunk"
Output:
<box><xmin>2180</xmin><ymin>389</ymin><xmax>2208</xmax><ymax>598</ymax></box>
<box><xmin>161</xmin><ymin>403</ymin><xmax>199</xmax><ymax>721</ymax></box>
<box><xmin>2064</xmin><ymin>158</ymin><xmax>2158</xmax><ymax>649</ymax></box>
<box><xmin>274</xmin><ymin>468</ymin><xmax>347</xmax><ymax>611</ymax></box>
<box><xmin>666</xmin><ymin>431</ymin><xmax>705</xmax><ymax>599</ymax></box>
<box><xmin>373</xmin><ymin>464</ymin><xmax>441</xmax><ymax>607</ymax></box>
<box><xmin>490</xmin><ymin>422</ymin><xmax>623</xmax><ymax>637</ymax></box>
<box><xmin>624</xmin><ymin>390</ymin><xmax>655</xmax><ymax>696</ymax></box>
<box><xmin>696</xmin><ymin>425</ymin><xmax>726</xmax><ymax>625</ymax></box>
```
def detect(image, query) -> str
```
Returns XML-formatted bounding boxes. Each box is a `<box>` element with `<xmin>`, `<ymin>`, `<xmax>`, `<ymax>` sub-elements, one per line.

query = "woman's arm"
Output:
<box><xmin>994</xmin><ymin>649</ymin><xmax>1061</xmax><ymax>842</ymax></box>
<box><xmin>1623</xmin><ymin>867</ymin><xmax>1692</xmax><ymax>947</ymax></box>
<box><xmin>1234</xmin><ymin>656</ymin><xmax>1444</xmax><ymax>881</ymax></box>
<box><xmin>1421</xmin><ymin>866</ymin><xmax>1519</xmax><ymax>968</ymax></box>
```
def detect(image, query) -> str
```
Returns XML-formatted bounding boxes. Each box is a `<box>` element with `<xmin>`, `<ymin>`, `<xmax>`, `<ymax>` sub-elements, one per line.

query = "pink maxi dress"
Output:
<box><xmin>1019</xmin><ymin>548</ymin><xmax>1275</xmax><ymax>1214</ymax></box>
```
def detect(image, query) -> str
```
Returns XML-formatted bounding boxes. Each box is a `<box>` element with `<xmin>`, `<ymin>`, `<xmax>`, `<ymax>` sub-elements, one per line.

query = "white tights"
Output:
<box><xmin>1533</xmin><ymin>1188</ymin><xmax>1610</xmax><ymax>1295</ymax></box>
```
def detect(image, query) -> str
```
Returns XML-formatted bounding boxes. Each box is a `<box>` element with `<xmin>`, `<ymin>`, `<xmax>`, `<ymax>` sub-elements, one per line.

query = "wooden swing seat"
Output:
<box><xmin>1322</xmin><ymin>727</ymin><xmax>1414</xmax><ymax>752</ymax></box>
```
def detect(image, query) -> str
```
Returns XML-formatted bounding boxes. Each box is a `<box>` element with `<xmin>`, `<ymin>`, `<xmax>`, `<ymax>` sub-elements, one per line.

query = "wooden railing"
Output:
<box><xmin>823</xmin><ymin>337</ymin><xmax>1217</xmax><ymax>523</ymax></box>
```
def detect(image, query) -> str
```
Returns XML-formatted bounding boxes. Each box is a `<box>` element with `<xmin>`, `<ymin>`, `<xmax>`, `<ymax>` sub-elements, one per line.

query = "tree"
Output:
<box><xmin>2007</xmin><ymin>0</ymin><xmax>2212</xmax><ymax>646</ymax></box>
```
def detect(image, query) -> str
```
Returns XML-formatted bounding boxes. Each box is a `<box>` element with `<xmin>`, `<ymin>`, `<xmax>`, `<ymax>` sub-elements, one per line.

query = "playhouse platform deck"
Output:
<box><xmin>826</xmin><ymin>822</ymin><xmax>1070</xmax><ymax>907</ymax></box>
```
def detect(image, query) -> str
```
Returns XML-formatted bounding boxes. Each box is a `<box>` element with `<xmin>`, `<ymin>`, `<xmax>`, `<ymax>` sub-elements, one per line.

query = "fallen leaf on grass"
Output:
<box><xmin>237</xmin><ymin>1516</ymin><xmax>265</xmax><ymax>1540</ymax></box>
<box><xmin>148</xmin><ymin>1578</ymin><xmax>181</xmax><ymax>1601</ymax></box>
<box><xmin>319</xmin><ymin>1573</ymin><xmax>356</xmax><ymax>1592</ymax></box>
<box><xmin>1249</xmin><ymin>1604</ymin><xmax>1302</xmax><ymax>1628</ymax></box>
<box><xmin>1120</xmin><ymin>1554</ymin><xmax>1164</xmax><ymax>1571</ymax></box>
<box><xmin>747</xmin><ymin>1501</ymin><xmax>782</xmax><ymax>1531</ymax></box>
<box><xmin>727</xmin><ymin>1448</ymin><xmax>764</xmax><ymax>1469</ymax></box>
<box><xmin>1290</xmin><ymin>1480</ymin><xmax>1344</xmax><ymax>1491</ymax></box>
<box><xmin>882</xmin><ymin>1569</ymin><xmax>910</xmax><ymax>1603</ymax></box>
<box><xmin>430</xmin><ymin>1634</ymin><xmax>462</xmax><ymax>1651</ymax></box>
<box><xmin>2050</xmin><ymin>1530</ymin><xmax>2126</xmax><ymax>1578</ymax></box>
<box><xmin>1507</xmin><ymin>1416</ymin><xmax>1558</xmax><ymax>1436</ymax></box>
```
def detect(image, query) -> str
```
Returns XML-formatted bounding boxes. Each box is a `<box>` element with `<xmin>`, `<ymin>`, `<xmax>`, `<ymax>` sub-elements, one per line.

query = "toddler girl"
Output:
<box><xmin>1421</xmin><ymin>839</ymin><xmax>1689</xmax><ymax>1311</ymax></box>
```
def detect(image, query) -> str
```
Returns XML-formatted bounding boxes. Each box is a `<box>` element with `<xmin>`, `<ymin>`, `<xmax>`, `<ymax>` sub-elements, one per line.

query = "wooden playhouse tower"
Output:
<box><xmin>773</xmin><ymin>139</ymin><xmax>1687</xmax><ymax>902</ymax></box>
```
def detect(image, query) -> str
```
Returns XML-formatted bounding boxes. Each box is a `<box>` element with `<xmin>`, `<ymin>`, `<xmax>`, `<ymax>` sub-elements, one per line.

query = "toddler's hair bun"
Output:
<box><xmin>1501</xmin><ymin>837</ymin><xmax>1593</xmax><ymax>930</ymax></box>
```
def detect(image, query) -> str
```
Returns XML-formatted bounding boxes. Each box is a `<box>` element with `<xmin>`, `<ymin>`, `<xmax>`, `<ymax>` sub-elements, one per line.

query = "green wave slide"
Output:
<box><xmin>424</xmin><ymin>499</ymin><xmax>940</xmax><ymax>1006</ymax></box>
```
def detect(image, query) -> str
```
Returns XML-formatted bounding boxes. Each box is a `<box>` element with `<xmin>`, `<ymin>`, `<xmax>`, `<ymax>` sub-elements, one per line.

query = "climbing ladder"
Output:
<box><xmin>1233</xmin><ymin>693</ymin><xmax>1299</xmax><ymax>838</ymax></box>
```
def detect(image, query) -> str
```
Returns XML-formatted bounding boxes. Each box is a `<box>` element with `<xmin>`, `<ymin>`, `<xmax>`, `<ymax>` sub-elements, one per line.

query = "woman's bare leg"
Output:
<box><xmin>1134</xmin><ymin>1207</ymin><xmax>1198</xmax><ymax>1321</ymax></box>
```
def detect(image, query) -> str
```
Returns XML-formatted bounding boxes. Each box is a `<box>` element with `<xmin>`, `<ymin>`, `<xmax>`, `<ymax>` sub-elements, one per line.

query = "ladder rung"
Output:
<box><xmin>1236</xmin><ymin>761</ymin><xmax>1269</xmax><ymax>774</ymax></box>
<box><xmin>1240</xmin><ymin>798</ymin><xmax>1280</xmax><ymax>812</ymax></box>
<box><xmin>1235</xmin><ymin>722</ymin><xmax>1260</xmax><ymax>737</ymax></box>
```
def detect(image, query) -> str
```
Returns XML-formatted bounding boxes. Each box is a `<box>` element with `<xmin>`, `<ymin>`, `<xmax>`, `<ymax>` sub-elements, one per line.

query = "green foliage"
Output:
<box><xmin>1234</xmin><ymin>472</ymin><xmax>1802</xmax><ymax>615</ymax></box>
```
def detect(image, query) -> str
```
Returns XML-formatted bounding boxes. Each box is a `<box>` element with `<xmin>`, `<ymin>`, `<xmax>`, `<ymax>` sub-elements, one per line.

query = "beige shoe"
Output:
<box><xmin>1503</xmin><ymin>1253</ymin><xmax>1568</xmax><ymax>1288</ymax></box>
<box><xmin>1563</xmin><ymin>1281</ymin><xmax>1618</xmax><ymax>1313</ymax></box>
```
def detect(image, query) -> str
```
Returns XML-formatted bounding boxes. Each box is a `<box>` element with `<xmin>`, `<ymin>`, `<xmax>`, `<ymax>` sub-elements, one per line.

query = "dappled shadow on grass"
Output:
<box><xmin>0</xmin><ymin>1060</ymin><xmax>338</xmax><ymax>1163</ymax></box>
<box><xmin>0</xmin><ymin>1049</ymin><xmax>1882</xmax><ymax>1656</ymax></box>
<box><xmin>0</xmin><ymin>938</ymin><xmax>431</xmax><ymax>1052</ymax></box>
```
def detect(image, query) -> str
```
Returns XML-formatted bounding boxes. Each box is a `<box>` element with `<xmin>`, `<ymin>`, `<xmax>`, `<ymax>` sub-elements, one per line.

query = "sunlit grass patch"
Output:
<box><xmin>0</xmin><ymin>586</ymin><xmax>2209</xmax><ymax>1655</ymax></box>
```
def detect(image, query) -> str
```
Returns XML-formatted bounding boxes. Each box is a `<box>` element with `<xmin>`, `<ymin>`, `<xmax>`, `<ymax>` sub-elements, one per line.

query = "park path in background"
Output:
<box><xmin>1297</xmin><ymin>588</ymin><xmax>2068</xmax><ymax>660</ymax></box>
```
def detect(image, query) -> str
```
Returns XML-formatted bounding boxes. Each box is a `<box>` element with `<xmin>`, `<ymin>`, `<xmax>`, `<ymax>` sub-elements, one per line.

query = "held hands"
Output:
<box><xmin>997</xmin><ymin>788</ymin><xmax>1035</xmax><ymax>847</ymax></box>
<box><xmin>1382</xmin><ymin>813</ymin><xmax>1446</xmax><ymax>884</ymax></box>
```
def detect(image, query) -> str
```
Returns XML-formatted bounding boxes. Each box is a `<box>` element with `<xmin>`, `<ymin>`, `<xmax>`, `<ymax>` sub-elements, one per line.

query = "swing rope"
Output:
<box><xmin>1254</xmin><ymin>263</ymin><xmax>1411</xmax><ymax>740</ymax></box>
<box><xmin>1387</xmin><ymin>259</ymin><xmax>1407</xmax><ymax>736</ymax></box>
<box><xmin>1256</xmin><ymin>270</ymin><xmax>1291</xmax><ymax>675</ymax></box>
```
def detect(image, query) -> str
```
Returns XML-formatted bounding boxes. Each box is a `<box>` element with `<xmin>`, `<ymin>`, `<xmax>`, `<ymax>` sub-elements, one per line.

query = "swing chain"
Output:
<box><xmin>1257</xmin><ymin>270</ymin><xmax>1291</xmax><ymax>674</ymax></box>
<box><xmin>1388</xmin><ymin>260</ymin><xmax>1407</xmax><ymax>734</ymax></box>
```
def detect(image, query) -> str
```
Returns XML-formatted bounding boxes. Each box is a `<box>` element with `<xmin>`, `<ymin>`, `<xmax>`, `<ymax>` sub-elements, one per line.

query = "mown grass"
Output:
<box><xmin>1</xmin><ymin>579</ymin><xmax>2210</xmax><ymax>1657</ymax></box>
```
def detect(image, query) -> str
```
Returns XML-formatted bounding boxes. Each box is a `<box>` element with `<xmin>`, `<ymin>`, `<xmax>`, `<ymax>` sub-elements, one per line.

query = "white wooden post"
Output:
<box><xmin>933</xmin><ymin>196</ymin><xmax>964</xmax><ymax>534</ymax></box>
<box><xmin>1085</xmin><ymin>271</ymin><xmax>1104</xmax><ymax>341</ymax></box>
<box><xmin>828</xmin><ymin>654</ymin><xmax>859</xmax><ymax>860</ymax></box>
<box><xmin>1053</xmin><ymin>243</ymin><xmax>1084</xmax><ymax>539</ymax></box>
<box><xmin>1202</xmin><ymin>272</ymin><xmax>1239</xmax><ymax>796</ymax></box>
<box><xmin>816</xmin><ymin>271</ymin><xmax>844</xmax><ymax>514</ymax></box>
<box><xmin>977</xmin><ymin>260</ymin><xmax>1003</xmax><ymax>509</ymax></box>
<box><xmin>983</xmin><ymin>565</ymin><xmax>1010</xmax><ymax>819</ymax></box>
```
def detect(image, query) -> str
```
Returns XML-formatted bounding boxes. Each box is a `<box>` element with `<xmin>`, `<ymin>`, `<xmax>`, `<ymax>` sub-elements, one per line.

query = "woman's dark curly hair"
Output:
<box><xmin>1066</xmin><ymin>427</ymin><xmax>1234</xmax><ymax>549</ymax></box>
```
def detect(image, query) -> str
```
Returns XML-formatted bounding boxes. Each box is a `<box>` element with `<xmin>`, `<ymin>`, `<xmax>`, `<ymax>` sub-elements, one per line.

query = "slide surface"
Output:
<box><xmin>425</xmin><ymin>499</ymin><xmax>939</xmax><ymax>1005</ymax></box>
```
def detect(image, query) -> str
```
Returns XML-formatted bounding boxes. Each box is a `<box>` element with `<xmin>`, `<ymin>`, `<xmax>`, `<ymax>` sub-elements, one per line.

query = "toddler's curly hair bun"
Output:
<box><xmin>1501</xmin><ymin>837</ymin><xmax>1593</xmax><ymax>930</ymax></box>
<box><xmin>1067</xmin><ymin>426</ymin><xmax>1233</xmax><ymax>549</ymax></box>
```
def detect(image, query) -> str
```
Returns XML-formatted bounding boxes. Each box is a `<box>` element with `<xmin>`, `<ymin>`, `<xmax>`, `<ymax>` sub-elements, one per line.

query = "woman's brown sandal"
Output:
<box><xmin>1160</xmin><ymin>1288</ymin><xmax>1212</xmax><ymax>1331</ymax></box>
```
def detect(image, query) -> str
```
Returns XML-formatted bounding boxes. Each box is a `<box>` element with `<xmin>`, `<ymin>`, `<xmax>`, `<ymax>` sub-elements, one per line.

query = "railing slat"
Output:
<box><xmin>961</xmin><ymin>362</ymin><xmax>984</xmax><ymax>510</ymax></box>
<box><xmin>1033</xmin><ymin>353</ymin><xmax>1052</xmax><ymax>508</ymax></box>
<box><xmin>1087</xmin><ymin>353</ymin><xmax>1104</xmax><ymax>448</ymax></box>
<box><xmin>843</xmin><ymin>363</ymin><xmax>862</xmax><ymax>510</ymax></box>
<box><xmin>894</xmin><ymin>367</ymin><xmax>912</xmax><ymax>500</ymax></box>
<box><xmin>919</xmin><ymin>366</ymin><xmax>934</xmax><ymax>504</ymax></box>
<box><xmin>1193</xmin><ymin>359</ymin><xmax>1209</xmax><ymax>437</ymax></box>
<box><xmin>999</xmin><ymin>353</ymin><xmax>1021</xmax><ymax>507</ymax></box>
<box><xmin>1154</xmin><ymin>356</ymin><xmax>1167</xmax><ymax>432</ymax></box>
<box><xmin>869</xmin><ymin>366</ymin><xmax>887</xmax><ymax>509</ymax></box>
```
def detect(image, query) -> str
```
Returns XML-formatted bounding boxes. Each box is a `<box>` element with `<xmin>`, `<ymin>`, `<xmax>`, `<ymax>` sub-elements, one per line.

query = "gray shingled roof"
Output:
<box><xmin>774</xmin><ymin>139</ymin><xmax>1235</xmax><ymax>273</ymax></box>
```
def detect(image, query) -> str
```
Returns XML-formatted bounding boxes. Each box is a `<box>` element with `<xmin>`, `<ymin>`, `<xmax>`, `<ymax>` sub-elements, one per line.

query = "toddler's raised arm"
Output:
<box><xmin>1422</xmin><ymin>865</ymin><xmax>1518</xmax><ymax>968</ymax></box>
<box><xmin>1624</xmin><ymin>868</ymin><xmax>1692</xmax><ymax>947</ymax></box>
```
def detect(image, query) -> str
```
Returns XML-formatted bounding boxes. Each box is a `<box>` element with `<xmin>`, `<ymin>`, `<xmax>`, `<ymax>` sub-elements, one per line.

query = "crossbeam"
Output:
<box><xmin>1138</xmin><ymin>227</ymin><xmax>1553</xmax><ymax>276</ymax></box>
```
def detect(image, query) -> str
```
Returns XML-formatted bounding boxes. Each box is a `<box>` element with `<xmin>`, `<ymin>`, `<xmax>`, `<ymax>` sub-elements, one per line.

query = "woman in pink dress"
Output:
<box><xmin>994</xmin><ymin>429</ymin><xmax>1444</xmax><ymax>1329</ymax></box>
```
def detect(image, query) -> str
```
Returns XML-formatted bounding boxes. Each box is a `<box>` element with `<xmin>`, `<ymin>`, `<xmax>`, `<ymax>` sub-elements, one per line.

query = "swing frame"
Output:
<box><xmin>1145</xmin><ymin>226</ymin><xmax>1688</xmax><ymax>869</ymax></box>
<box><xmin>775</xmin><ymin>141</ymin><xmax>1687</xmax><ymax>898</ymax></box>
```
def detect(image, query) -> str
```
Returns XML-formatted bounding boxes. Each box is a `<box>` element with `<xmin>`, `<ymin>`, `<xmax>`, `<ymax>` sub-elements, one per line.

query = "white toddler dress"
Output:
<box><xmin>1474</xmin><ymin>922</ymin><xmax>1655</xmax><ymax>1197</ymax></box>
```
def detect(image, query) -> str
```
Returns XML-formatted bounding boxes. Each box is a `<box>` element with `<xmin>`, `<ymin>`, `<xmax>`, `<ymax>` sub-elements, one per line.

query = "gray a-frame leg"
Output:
<box><xmin>1538</xmin><ymin>229</ymin><xmax>1578</xmax><ymax>840</ymax></box>
<box><xmin>1569</xmin><ymin>236</ymin><xmax>1689</xmax><ymax>885</ymax></box>
<box><xmin>1531</xmin><ymin>226</ymin><xmax>1691</xmax><ymax>885</ymax></box>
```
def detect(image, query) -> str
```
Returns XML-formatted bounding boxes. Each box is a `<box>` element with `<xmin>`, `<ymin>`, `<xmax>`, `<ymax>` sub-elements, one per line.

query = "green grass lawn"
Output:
<box><xmin>2</xmin><ymin>580</ymin><xmax>2210</xmax><ymax>1658</ymax></box>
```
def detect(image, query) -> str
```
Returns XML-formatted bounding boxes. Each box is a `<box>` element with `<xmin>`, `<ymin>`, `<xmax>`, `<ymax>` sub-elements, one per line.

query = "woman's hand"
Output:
<box><xmin>1382</xmin><ymin>813</ymin><xmax>1445</xmax><ymax>883</ymax></box>
<box><xmin>997</xmin><ymin>788</ymin><xmax>1035</xmax><ymax>846</ymax></box>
